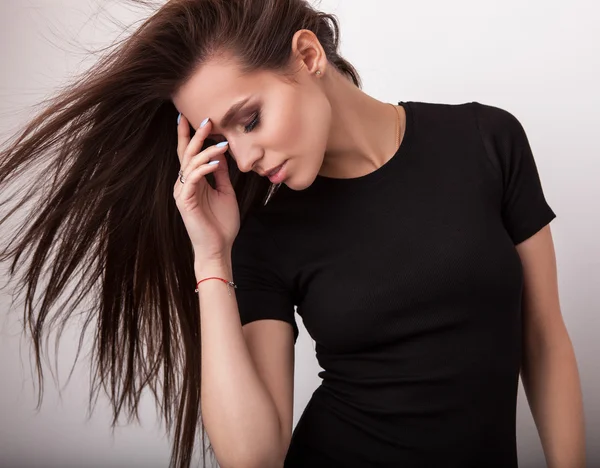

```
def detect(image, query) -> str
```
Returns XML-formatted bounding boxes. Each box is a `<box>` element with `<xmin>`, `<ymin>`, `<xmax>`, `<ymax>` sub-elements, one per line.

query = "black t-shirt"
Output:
<box><xmin>230</xmin><ymin>100</ymin><xmax>556</xmax><ymax>467</ymax></box>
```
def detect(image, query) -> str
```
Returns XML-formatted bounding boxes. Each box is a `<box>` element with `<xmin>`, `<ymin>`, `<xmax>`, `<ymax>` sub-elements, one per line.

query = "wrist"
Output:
<box><xmin>194</xmin><ymin>258</ymin><xmax>233</xmax><ymax>280</ymax></box>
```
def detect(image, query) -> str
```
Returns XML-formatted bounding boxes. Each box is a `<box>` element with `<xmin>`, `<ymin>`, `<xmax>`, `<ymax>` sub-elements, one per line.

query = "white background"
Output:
<box><xmin>0</xmin><ymin>0</ymin><xmax>598</xmax><ymax>467</ymax></box>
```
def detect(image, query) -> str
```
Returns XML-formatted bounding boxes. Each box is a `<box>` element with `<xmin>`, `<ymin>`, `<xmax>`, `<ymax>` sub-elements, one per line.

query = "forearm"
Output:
<box><xmin>195</xmin><ymin>258</ymin><xmax>285</xmax><ymax>468</ymax></box>
<box><xmin>520</xmin><ymin>333</ymin><xmax>586</xmax><ymax>468</ymax></box>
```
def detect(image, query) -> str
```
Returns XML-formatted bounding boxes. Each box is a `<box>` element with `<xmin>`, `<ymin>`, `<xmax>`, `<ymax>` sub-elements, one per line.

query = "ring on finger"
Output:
<box><xmin>178</xmin><ymin>170</ymin><xmax>185</xmax><ymax>184</ymax></box>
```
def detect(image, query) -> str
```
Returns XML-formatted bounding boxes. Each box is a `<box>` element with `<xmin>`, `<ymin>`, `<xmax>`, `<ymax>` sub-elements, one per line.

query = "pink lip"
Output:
<box><xmin>267</xmin><ymin>160</ymin><xmax>287</xmax><ymax>183</ymax></box>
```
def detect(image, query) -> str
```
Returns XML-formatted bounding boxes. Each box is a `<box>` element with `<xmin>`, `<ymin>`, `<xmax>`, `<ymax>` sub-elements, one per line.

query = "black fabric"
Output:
<box><xmin>231</xmin><ymin>100</ymin><xmax>556</xmax><ymax>467</ymax></box>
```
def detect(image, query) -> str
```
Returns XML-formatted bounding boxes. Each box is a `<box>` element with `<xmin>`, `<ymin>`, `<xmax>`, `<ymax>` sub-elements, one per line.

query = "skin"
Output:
<box><xmin>172</xmin><ymin>29</ymin><xmax>406</xmax><ymax>190</ymax></box>
<box><xmin>516</xmin><ymin>227</ymin><xmax>586</xmax><ymax>467</ymax></box>
<box><xmin>172</xmin><ymin>28</ymin><xmax>586</xmax><ymax>467</ymax></box>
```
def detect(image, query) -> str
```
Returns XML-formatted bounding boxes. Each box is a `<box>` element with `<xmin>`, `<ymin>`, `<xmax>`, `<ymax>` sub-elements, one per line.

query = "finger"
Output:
<box><xmin>181</xmin><ymin>117</ymin><xmax>213</xmax><ymax>174</ymax></box>
<box><xmin>208</xmin><ymin>152</ymin><xmax>234</xmax><ymax>193</ymax></box>
<box><xmin>176</xmin><ymin>161</ymin><xmax>222</xmax><ymax>203</ymax></box>
<box><xmin>174</xmin><ymin>142</ymin><xmax>229</xmax><ymax>196</ymax></box>
<box><xmin>176</xmin><ymin>113</ymin><xmax>191</xmax><ymax>164</ymax></box>
<box><xmin>183</xmin><ymin>141</ymin><xmax>229</xmax><ymax>177</ymax></box>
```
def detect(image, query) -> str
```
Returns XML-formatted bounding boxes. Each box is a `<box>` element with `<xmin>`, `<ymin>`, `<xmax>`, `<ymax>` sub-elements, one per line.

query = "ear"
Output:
<box><xmin>290</xmin><ymin>29</ymin><xmax>328</xmax><ymax>76</ymax></box>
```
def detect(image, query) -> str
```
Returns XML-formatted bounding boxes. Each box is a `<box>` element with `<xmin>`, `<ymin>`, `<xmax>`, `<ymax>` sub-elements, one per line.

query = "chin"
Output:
<box><xmin>284</xmin><ymin>173</ymin><xmax>318</xmax><ymax>192</ymax></box>
<box><xmin>279</xmin><ymin>155</ymin><xmax>322</xmax><ymax>191</ymax></box>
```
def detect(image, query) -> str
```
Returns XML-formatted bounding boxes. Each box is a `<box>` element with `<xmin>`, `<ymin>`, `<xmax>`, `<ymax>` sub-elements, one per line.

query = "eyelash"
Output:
<box><xmin>243</xmin><ymin>109</ymin><xmax>261</xmax><ymax>133</ymax></box>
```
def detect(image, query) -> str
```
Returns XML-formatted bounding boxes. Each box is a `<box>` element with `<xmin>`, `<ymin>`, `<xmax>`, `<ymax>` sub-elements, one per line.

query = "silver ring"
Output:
<box><xmin>178</xmin><ymin>170</ymin><xmax>185</xmax><ymax>184</ymax></box>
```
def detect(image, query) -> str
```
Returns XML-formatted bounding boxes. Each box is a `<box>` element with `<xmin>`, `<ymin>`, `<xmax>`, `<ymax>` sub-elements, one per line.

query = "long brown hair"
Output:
<box><xmin>0</xmin><ymin>0</ymin><xmax>361</xmax><ymax>466</ymax></box>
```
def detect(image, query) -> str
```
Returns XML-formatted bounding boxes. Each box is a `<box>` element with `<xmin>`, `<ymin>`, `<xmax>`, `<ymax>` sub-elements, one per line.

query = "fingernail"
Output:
<box><xmin>208</xmin><ymin>160</ymin><xmax>220</xmax><ymax>165</ymax></box>
<box><xmin>200</xmin><ymin>117</ymin><xmax>209</xmax><ymax>128</ymax></box>
<box><xmin>177</xmin><ymin>113</ymin><xmax>181</xmax><ymax>125</ymax></box>
<box><xmin>216</xmin><ymin>141</ymin><xmax>228</xmax><ymax>147</ymax></box>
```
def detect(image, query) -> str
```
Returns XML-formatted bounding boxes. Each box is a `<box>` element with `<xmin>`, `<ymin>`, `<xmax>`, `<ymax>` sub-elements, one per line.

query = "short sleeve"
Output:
<box><xmin>231</xmin><ymin>214</ymin><xmax>299</xmax><ymax>344</ymax></box>
<box><xmin>473</xmin><ymin>102</ymin><xmax>557</xmax><ymax>245</ymax></box>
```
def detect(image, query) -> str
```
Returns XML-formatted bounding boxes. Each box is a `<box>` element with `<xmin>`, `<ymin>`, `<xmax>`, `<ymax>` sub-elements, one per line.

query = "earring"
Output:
<box><xmin>264</xmin><ymin>182</ymin><xmax>282</xmax><ymax>206</ymax></box>
<box><xmin>315</xmin><ymin>70</ymin><xmax>322</xmax><ymax>76</ymax></box>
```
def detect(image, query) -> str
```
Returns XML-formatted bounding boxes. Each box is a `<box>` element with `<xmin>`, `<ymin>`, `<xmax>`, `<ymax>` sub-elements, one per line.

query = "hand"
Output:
<box><xmin>174</xmin><ymin>114</ymin><xmax>240</xmax><ymax>260</ymax></box>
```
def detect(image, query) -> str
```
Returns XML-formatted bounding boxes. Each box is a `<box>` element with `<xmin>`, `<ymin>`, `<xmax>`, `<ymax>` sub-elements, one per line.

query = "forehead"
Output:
<box><xmin>173</xmin><ymin>57</ymin><xmax>281</xmax><ymax>132</ymax></box>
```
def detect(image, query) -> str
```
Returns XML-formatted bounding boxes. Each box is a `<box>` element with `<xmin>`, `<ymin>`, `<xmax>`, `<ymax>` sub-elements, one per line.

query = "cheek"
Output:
<box><xmin>265</xmin><ymin>99</ymin><xmax>303</xmax><ymax>150</ymax></box>
<box><xmin>311</xmin><ymin>105</ymin><xmax>331</xmax><ymax>149</ymax></box>
<box><xmin>301</xmin><ymin>93</ymin><xmax>331</xmax><ymax>156</ymax></box>
<box><xmin>272</xmin><ymin>93</ymin><xmax>329</xmax><ymax>154</ymax></box>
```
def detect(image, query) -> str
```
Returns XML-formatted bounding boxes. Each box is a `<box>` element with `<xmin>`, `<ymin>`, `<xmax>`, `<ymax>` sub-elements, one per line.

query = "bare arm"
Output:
<box><xmin>195</xmin><ymin>258</ymin><xmax>292</xmax><ymax>468</ymax></box>
<box><xmin>517</xmin><ymin>226</ymin><xmax>586</xmax><ymax>468</ymax></box>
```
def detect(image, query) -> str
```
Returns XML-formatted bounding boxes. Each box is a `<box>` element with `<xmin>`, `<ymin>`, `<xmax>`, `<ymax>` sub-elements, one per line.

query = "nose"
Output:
<box><xmin>236</xmin><ymin>159</ymin><xmax>255</xmax><ymax>174</ymax></box>
<box><xmin>231</xmin><ymin>144</ymin><xmax>263</xmax><ymax>174</ymax></box>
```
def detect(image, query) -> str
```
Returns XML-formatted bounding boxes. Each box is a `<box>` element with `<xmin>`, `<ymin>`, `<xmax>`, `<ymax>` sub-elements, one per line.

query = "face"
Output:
<box><xmin>172</xmin><ymin>50</ymin><xmax>332</xmax><ymax>190</ymax></box>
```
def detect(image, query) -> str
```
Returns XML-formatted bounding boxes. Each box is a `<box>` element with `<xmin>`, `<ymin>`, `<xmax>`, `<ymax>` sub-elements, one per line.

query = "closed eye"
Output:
<box><xmin>243</xmin><ymin>109</ymin><xmax>261</xmax><ymax>133</ymax></box>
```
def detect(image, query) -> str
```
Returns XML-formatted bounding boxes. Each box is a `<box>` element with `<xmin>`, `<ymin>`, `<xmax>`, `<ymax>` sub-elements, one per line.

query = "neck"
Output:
<box><xmin>319</xmin><ymin>73</ymin><xmax>405</xmax><ymax>179</ymax></box>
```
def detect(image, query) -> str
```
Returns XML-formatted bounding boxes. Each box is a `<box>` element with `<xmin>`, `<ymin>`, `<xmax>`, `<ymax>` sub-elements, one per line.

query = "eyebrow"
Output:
<box><xmin>219</xmin><ymin>97</ymin><xmax>251</xmax><ymax>130</ymax></box>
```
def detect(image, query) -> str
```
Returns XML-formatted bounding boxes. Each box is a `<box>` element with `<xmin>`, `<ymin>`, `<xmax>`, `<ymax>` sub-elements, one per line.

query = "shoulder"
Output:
<box><xmin>408</xmin><ymin>100</ymin><xmax>473</xmax><ymax>121</ymax></box>
<box><xmin>469</xmin><ymin>101</ymin><xmax>529</xmax><ymax>145</ymax></box>
<box><xmin>406</xmin><ymin>100</ymin><xmax>484</xmax><ymax>137</ymax></box>
<box><xmin>403</xmin><ymin>101</ymin><xmax>492</xmax><ymax>148</ymax></box>
<box><xmin>409</xmin><ymin>100</ymin><xmax>522</xmax><ymax>133</ymax></box>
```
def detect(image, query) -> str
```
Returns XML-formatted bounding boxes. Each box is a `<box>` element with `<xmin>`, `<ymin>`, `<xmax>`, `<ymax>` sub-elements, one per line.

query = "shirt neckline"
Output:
<box><xmin>309</xmin><ymin>101</ymin><xmax>415</xmax><ymax>190</ymax></box>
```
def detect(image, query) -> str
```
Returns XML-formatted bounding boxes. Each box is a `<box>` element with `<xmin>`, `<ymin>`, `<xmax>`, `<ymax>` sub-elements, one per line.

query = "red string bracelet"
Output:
<box><xmin>194</xmin><ymin>277</ymin><xmax>238</xmax><ymax>296</ymax></box>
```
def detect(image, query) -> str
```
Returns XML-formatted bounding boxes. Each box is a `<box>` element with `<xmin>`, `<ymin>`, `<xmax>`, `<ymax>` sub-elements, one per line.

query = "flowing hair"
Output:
<box><xmin>0</xmin><ymin>0</ymin><xmax>361</xmax><ymax>466</ymax></box>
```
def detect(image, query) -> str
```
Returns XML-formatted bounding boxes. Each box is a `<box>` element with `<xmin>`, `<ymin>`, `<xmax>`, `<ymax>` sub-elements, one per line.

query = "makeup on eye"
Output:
<box><xmin>201</xmin><ymin>105</ymin><xmax>261</xmax><ymax>139</ymax></box>
<box><xmin>242</xmin><ymin>109</ymin><xmax>261</xmax><ymax>133</ymax></box>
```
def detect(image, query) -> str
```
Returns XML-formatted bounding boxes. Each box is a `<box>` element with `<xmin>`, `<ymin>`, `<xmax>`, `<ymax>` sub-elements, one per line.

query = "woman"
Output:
<box><xmin>0</xmin><ymin>0</ymin><xmax>585</xmax><ymax>467</ymax></box>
